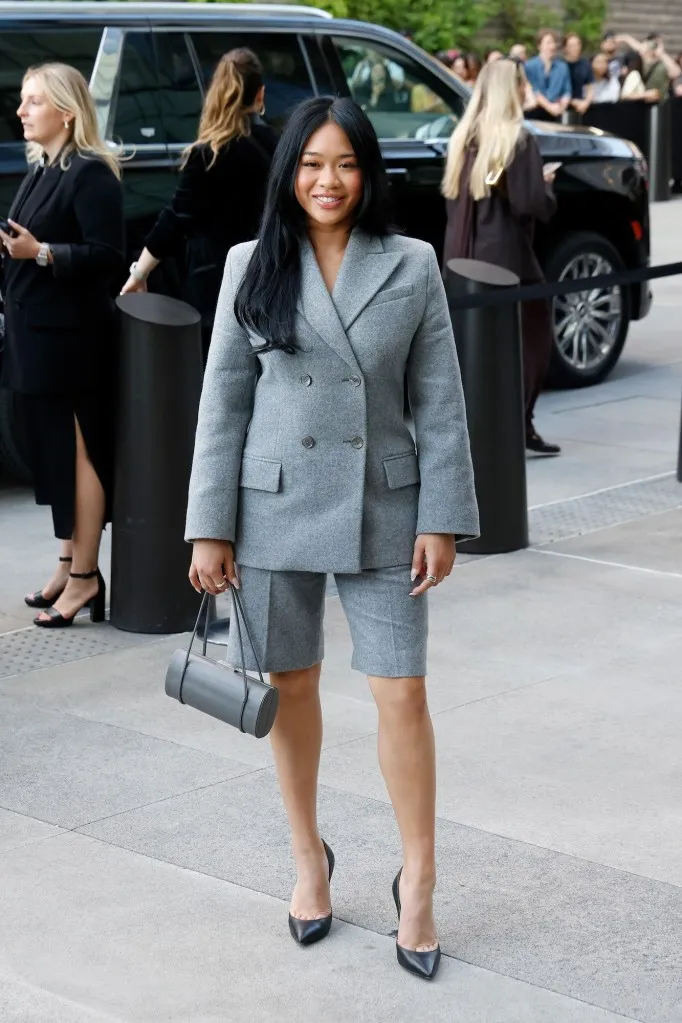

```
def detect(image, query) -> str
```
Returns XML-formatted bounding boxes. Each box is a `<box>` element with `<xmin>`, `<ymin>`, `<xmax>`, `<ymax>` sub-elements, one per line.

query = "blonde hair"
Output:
<box><xmin>184</xmin><ymin>47</ymin><xmax>264</xmax><ymax>168</ymax></box>
<box><xmin>23</xmin><ymin>62</ymin><xmax>121</xmax><ymax>179</ymax></box>
<box><xmin>442</xmin><ymin>59</ymin><xmax>526</xmax><ymax>202</ymax></box>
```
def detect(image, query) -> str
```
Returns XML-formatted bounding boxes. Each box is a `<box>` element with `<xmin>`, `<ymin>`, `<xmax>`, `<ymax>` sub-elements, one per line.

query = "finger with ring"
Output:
<box><xmin>216</xmin><ymin>579</ymin><xmax>228</xmax><ymax>589</ymax></box>
<box><xmin>426</xmin><ymin>574</ymin><xmax>438</xmax><ymax>584</ymax></box>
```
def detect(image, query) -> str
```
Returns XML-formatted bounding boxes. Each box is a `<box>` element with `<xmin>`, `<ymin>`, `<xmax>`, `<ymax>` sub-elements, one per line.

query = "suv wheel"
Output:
<box><xmin>546</xmin><ymin>232</ymin><xmax>630</xmax><ymax>388</ymax></box>
<box><xmin>0</xmin><ymin>388</ymin><xmax>32</xmax><ymax>484</ymax></box>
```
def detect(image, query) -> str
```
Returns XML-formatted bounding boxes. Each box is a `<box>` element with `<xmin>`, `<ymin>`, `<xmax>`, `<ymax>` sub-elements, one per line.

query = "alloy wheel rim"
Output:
<box><xmin>553</xmin><ymin>253</ymin><xmax>622</xmax><ymax>373</ymax></box>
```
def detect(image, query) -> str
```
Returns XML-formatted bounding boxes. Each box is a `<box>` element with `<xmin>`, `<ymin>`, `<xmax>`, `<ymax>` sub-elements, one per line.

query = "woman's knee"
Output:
<box><xmin>371</xmin><ymin>676</ymin><xmax>428</xmax><ymax>718</ymax></box>
<box><xmin>269</xmin><ymin>663</ymin><xmax>321</xmax><ymax>699</ymax></box>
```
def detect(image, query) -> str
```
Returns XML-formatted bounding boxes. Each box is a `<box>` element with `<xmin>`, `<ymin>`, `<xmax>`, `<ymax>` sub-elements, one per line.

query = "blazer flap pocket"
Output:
<box><xmin>383</xmin><ymin>451</ymin><xmax>420</xmax><ymax>489</ymax></box>
<box><xmin>371</xmin><ymin>284</ymin><xmax>414</xmax><ymax>307</ymax></box>
<box><xmin>239</xmin><ymin>454</ymin><xmax>282</xmax><ymax>493</ymax></box>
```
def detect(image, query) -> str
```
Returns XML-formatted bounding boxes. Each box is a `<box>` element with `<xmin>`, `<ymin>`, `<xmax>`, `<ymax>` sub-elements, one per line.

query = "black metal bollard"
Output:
<box><xmin>111</xmin><ymin>293</ymin><xmax>203</xmax><ymax>633</ymax></box>
<box><xmin>445</xmin><ymin>258</ymin><xmax>529</xmax><ymax>555</ymax></box>
<box><xmin>677</xmin><ymin>390</ymin><xmax>682</xmax><ymax>483</ymax></box>
<box><xmin>649</xmin><ymin>101</ymin><xmax>672</xmax><ymax>203</ymax></box>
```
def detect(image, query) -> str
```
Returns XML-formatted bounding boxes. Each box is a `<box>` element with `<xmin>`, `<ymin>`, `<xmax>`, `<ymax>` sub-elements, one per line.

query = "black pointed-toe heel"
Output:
<box><xmin>25</xmin><ymin>556</ymin><xmax>73</xmax><ymax>608</ymax></box>
<box><xmin>392</xmin><ymin>868</ymin><xmax>441</xmax><ymax>980</ymax></box>
<box><xmin>34</xmin><ymin>569</ymin><xmax>106</xmax><ymax>629</ymax></box>
<box><xmin>288</xmin><ymin>840</ymin><xmax>335</xmax><ymax>946</ymax></box>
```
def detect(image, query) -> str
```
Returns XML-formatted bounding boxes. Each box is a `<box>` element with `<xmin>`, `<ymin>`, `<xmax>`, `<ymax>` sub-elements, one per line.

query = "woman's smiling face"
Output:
<box><xmin>294</xmin><ymin>120</ymin><xmax>364</xmax><ymax>231</ymax></box>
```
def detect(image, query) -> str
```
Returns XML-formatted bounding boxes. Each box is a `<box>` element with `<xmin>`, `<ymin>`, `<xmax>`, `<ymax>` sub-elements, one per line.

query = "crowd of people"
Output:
<box><xmin>437</xmin><ymin>29</ymin><xmax>682</xmax><ymax>116</ymax></box>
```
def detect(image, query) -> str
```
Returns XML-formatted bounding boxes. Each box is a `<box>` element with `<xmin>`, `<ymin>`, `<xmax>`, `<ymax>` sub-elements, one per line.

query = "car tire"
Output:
<box><xmin>0</xmin><ymin>387</ymin><xmax>32</xmax><ymax>484</ymax></box>
<box><xmin>545</xmin><ymin>231</ymin><xmax>631</xmax><ymax>388</ymax></box>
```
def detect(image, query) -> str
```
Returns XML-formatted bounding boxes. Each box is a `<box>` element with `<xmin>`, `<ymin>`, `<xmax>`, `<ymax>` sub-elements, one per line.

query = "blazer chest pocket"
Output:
<box><xmin>239</xmin><ymin>454</ymin><xmax>282</xmax><ymax>492</ymax></box>
<box><xmin>370</xmin><ymin>284</ymin><xmax>414</xmax><ymax>308</ymax></box>
<box><xmin>383</xmin><ymin>451</ymin><xmax>420</xmax><ymax>489</ymax></box>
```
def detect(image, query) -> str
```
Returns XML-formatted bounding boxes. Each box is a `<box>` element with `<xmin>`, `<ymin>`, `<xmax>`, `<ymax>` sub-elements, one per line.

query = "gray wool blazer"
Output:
<box><xmin>185</xmin><ymin>228</ymin><xmax>479</xmax><ymax>574</ymax></box>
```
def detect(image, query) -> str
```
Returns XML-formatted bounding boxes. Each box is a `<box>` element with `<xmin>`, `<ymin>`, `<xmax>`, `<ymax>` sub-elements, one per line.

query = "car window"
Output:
<box><xmin>113</xmin><ymin>31</ymin><xmax>202</xmax><ymax>146</ymax></box>
<box><xmin>332</xmin><ymin>38</ymin><xmax>463</xmax><ymax>141</ymax></box>
<box><xmin>191</xmin><ymin>32</ymin><xmax>315</xmax><ymax>131</ymax></box>
<box><xmin>0</xmin><ymin>29</ymin><xmax>102</xmax><ymax>143</ymax></box>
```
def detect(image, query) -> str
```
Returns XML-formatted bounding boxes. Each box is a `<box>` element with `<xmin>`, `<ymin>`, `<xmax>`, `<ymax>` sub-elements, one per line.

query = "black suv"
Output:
<box><xmin>0</xmin><ymin>1</ymin><xmax>651</xmax><ymax>478</ymax></box>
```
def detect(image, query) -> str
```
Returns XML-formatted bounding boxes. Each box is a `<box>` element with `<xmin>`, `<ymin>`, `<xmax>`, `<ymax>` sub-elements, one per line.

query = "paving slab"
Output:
<box><xmin>0</xmin><ymin>807</ymin><xmax>64</xmax><ymax>853</ymax></box>
<box><xmin>78</xmin><ymin>773</ymin><xmax>681</xmax><ymax>1022</ymax></box>
<box><xmin>0</xmin><ymin>831</ymin><xmax>644</xmax><ymax>1023</ymax></box>
<box><xmin>0</xmin><ymin>693</ymin><xmax>253</xmax><ymax>829</ymax></box>
<box><xmin>542</xmin><ymin>507</ymin><xmax>682</xmax><ymax>575</ymax></box>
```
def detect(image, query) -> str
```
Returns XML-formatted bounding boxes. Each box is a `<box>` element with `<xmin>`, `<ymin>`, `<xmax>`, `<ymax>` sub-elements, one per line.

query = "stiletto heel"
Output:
<box><xmin>392</xmin><ymin>868</ymin><xmax>441</xmax><ymax>980</ymax></box>
<box><xmin>89</xmin><ymin>569</ymin><xmax>106</xmax><ymax>623</ymax></box>
<box><xmin>34</xmin><ymin>568</ymin><xmax>106</xmax><ymax>628</ymax></box>
<box><xmin>25</xmin><ymin>556</ymin><xmax>72</xmax><ymax>608</ymax></box>
<box><xmin>288</xmin><ymin>840</ymin><xmax>334</xmax><ymax>946</ymax></box>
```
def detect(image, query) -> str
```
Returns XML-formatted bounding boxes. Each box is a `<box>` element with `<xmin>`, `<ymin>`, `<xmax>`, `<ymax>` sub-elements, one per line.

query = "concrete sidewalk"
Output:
<box><xmin>1</xmin><ymin>203</ymin><xmax>682</xmax><ymax>1022</ymax></box>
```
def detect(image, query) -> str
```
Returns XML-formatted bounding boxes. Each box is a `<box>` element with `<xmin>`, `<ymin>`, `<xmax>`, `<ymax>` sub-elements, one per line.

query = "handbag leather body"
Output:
<box><xmin>165</xmin><ymin>589</ymin><xmax>278</xmax><ymax>739</ymax></box>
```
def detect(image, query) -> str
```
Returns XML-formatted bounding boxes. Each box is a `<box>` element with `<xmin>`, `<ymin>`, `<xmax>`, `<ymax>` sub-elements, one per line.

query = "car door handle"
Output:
<box><xmin>386</xmin><ymin>167</ymin><xmax>410</xmax><ymax>180</ymax></box>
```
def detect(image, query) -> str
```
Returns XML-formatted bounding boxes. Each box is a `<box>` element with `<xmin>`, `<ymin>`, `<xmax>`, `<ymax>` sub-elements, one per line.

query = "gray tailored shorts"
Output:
<box><xmin>225</xmin><ymin>565</ymin><xmax>428</xmax><ymax>678</ymax></box>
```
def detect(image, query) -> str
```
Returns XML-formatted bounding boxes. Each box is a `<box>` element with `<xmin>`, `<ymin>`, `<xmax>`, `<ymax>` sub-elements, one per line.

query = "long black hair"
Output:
<box><xmin>234</xmin><ymin>96</ymin><xmax>393</xmax><ymax>353</ymax></box>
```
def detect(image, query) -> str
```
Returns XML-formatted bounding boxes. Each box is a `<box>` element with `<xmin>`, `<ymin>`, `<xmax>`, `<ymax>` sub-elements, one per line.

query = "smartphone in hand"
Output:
<box><xmin>0</xmin><ymin>218</ymin><xmax>17</xmax><ymax>237</ymax></box>
<box><xmin>543</xmin><ymin>161</ymin><xmax>563</xmax><ymax>177</ymax></box>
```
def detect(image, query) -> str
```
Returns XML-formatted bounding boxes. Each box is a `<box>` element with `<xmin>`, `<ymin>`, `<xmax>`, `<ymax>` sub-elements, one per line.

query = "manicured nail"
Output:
<box><xmin>410</xmin><ymin>568</ymin><xmax>418</xmax><ymax>582</ymax></box>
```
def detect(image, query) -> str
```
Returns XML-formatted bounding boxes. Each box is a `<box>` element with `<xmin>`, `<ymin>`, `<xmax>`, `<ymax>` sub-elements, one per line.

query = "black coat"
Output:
<box><xmin>144</xmin><ymin>120</ymin><xmax>277</xmax><ymax>326</ymax></box>
<box><xmin>1</xmin><ymin>153</ymin><xmax>124</xmax><ymax>395</ymax></box>
<box><xmin>443</xmin><ymin>131</ymin><xmax>557</xmax><ymax>283</ymax></box>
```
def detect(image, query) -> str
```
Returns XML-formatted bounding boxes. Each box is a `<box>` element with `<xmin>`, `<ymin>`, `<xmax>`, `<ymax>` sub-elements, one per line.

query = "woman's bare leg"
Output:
<box><xmin>36</xmin><ymin>417</ymin><xmax>104</xmax><ymax>620</ymax></box>
<box><xmin>369</xmin><ymin>675</ymin><xmax>438</xmax><ymax>952</ymax></box>
<box><xmin>30</xmin><ymin>537</ymin><xmax>73</xmax><ymax>601</ymax></box>
<box><xmin>268</xmin><ymin>663</ymin><xmax>330</xmax><ymax>920</ymax></box>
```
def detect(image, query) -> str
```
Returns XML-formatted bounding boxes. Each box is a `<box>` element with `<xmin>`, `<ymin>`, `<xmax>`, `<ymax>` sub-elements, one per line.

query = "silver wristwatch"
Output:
<box><xmin>36</xmin><ymin>242</ymin><xmax>51</xmax><ymax>267</ymax></box>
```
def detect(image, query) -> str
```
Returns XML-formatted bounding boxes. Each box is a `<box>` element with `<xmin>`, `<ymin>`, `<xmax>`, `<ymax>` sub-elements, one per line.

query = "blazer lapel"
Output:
<box><xmin>333</xmin><ymin>230</ymin><xmax>402</xmax><ymax>332</ymax></box>
<box><xmin>13</xmin><ymin>163</ymin><xmax>62</xmax><ymax>231</ymax></box>
<box><xmin>8</xmin><ymin>165</ymin><xmax>41</xmax><ymax>222</ymax></box>
<box><xmin>298</xmin><ymin>239</ymin><xmax>361</xmax><ymax>373</ymax></box>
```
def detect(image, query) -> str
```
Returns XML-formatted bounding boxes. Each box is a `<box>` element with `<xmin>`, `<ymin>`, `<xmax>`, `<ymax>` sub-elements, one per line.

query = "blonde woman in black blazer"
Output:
<box><xmin>0</xmin><ymin>62</ymin><xmax>124</xmax><ymax>627</ymax></box>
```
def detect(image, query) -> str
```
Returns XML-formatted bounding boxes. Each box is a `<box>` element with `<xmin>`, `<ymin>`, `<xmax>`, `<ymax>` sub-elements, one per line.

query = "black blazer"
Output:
<box><xmin>1</xmin><ymin>153</ymin><xmax>124</xmax><ymax>394</ymax></box>
<box><xmin>144</xmin><ymin>120</ymin><xmax>277</xmax><ymax>322</ymax></box>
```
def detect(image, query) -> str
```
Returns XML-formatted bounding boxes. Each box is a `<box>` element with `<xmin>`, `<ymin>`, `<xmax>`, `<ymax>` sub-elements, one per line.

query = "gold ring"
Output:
<box><xmin>426</xmin><ymin>574</ymin><xmax>437</xmax><ymax>584</ymax></box>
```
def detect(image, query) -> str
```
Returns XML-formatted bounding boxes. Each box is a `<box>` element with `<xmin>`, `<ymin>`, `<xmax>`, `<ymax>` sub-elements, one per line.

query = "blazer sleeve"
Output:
<box><xmin>50</xmin><ymin>159</ymin><xmax>124</xmax><ymax>278</ymax></box>
<box><xmin>144</xmin><ymin>146</ymin><xmax>208</xmax><ymax>260</ymax></box>
<box><xmin>407</xmin><ymin>245</ymin><xmax>479</xmax><ymax>541</ymax></box>
<box><xmin>185</xmin><ymin>248</ymin><xmax>258</xmax><ymax>543</ymax></box>
<box><xmin>505</xmin><ymin>135</ymin><xmax>557</xmax><ymax>224</ymax></box>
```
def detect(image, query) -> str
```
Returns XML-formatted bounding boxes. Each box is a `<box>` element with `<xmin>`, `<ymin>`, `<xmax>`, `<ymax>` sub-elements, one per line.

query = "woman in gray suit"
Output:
<box><xmin>186</xmin><ymin>97</ymin><xmax>479</xmax><ymax>980</ymax></box>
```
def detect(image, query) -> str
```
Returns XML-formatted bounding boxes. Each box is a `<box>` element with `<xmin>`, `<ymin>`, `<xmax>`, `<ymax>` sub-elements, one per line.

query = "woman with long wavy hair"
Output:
<box><xmin>120</xmin><ymin>47</ymin><xmax>277</xmax><ymax>357</ymax></box>
<box><xmin>0</xmin><ymin>62</ymin><xmax>124</xmax><ymax>626</ymax></box>
<box><xmin>185</xmin><ymin>96</ymin><xmax>478</xmax><ymax>978</ymax></box>
<box><xmin>442</xmin><ymin>58</ymin><xmax>560</xmax><ymax>455</ymax></box>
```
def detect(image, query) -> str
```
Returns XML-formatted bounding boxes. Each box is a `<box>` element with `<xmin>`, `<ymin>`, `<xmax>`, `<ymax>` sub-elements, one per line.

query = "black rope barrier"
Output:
<box><xmin>446</xmin><ymin>260</ymin><xmax>682</xmax><ymax>310</ymax></box>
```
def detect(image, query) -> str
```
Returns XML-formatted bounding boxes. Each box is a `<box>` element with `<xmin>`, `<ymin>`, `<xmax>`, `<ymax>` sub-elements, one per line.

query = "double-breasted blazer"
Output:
<box><xmin>1</xmin><ymin>153</ymin><xmax>124</xmax><ymax>395</ymax></box>
<box><xmin>185</xmin><ymin>229</ymin><xmax>479</xmax><ymax>574</ymax></box>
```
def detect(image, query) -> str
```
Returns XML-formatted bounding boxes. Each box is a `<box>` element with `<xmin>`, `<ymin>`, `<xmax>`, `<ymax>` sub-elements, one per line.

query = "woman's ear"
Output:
<box><xmin>256</xmin><ymin>85</ymin><xmax>266</xmax><ymax>112</ymax></box>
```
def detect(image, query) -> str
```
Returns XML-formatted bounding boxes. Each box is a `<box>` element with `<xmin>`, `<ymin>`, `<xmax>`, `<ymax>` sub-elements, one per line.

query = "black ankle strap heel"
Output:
<box><xmin>34</xmin><ymin>568</ymin><xmax>106</xmax><ymax>628</ymax></box>
<box><xmin>25</xmin><ymin>557</ymin><xmax>73</xmax><ymax>609</ymax></box>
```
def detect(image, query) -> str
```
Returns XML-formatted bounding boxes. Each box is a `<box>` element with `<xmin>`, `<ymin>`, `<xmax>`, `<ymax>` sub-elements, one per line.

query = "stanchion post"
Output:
<box><xmin>649</xmin><ymin>101</ymin><xmax>671</xmax><ymax>203</ymax></box>
<box><xmin>677</xmin><ymin>390</ymin><xmax>682</xmax><ymax>483</ymax></box>
<box><xmin>445</xmin><ymin>258</ymin><xmax>529</xmax><ymax>555</ymax></box>
<box><xmin>111</xmin><ymin>293</ymin><xmax>203</xmax><ymax>633</ymax></box>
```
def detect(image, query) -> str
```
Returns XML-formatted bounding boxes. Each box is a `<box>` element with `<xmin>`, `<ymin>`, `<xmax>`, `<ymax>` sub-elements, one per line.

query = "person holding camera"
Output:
<box><xmin>0</xmin><ymin>62</ymin><xmax>124</xmax><ymax>626</ymax></box>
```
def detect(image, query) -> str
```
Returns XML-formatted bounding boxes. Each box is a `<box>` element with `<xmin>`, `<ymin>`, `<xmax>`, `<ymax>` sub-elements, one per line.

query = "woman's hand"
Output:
<box><xmin>120</xmin><ymin>275</ymin><xmax>148</xmax><ymax>296</ymax></box>
<box><xmin>189</xmin><ymin>540</ymin><xmax>239</xmax><ymax>595</ymax></box>
<box><xmin>409</xmin><ymin>533</ymin><xmax>456</xmax><ymax>597</ymax></box>
<box><xmin>0</xmin><ymin>220</ymin><xmax>40</xmax><ymax>260</ymax></box>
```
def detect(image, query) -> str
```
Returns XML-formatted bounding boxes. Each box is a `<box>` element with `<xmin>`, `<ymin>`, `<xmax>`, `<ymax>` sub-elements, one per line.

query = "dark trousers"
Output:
<box><xmin>521</xmin><ymin>298</ymin><xmax>553</xmax><ymax>437</ymax></box>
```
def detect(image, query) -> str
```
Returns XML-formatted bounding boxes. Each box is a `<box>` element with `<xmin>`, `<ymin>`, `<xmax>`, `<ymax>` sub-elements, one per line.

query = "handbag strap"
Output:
<box><xmin>180</xmin><ymin>588</ymin><xmax>266</xmax><ymax>733</ymax></box>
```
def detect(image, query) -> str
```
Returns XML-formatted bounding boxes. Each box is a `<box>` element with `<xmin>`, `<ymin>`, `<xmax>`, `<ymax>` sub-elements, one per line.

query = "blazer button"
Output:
<box><xmin>350</xmin><ymin>436</ymin><xmax>364</xmax><ymax>450</ymax></box>
<box><xmin>301</xmin><ymin>374</ymin><xmax>312</xmax><ymax>386</ymax></box>
<box><xmin>349</xmin><ymin>374</ymin><xmax>362</xmax><ymax>387</ymax></box>
<box><xmin>301</xmin><ymin>436</ymin><xmax>315</xmax><ymax>449</ymax></box>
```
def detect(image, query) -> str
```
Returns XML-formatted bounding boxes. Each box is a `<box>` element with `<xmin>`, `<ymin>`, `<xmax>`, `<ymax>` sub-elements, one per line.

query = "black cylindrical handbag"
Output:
<box><xmin>165</xmin><ymin>589</ymin><xmax>278</xmax><ymax>739</ymax></box>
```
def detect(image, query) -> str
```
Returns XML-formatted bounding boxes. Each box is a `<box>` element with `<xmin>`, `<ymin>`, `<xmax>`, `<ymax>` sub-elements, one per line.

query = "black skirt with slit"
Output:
<box><xmin>21</xmin><ymin>389</ymin><xmax>115</xmax><ymax>540</ymax></box>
